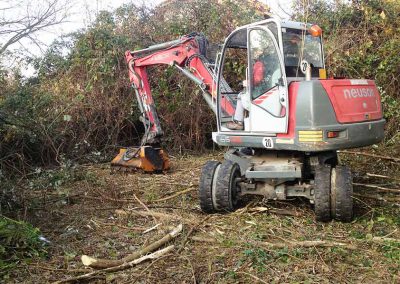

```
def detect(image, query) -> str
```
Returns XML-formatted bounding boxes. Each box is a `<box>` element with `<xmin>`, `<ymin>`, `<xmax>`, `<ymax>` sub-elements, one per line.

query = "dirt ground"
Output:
<box><xmin>7</xmin><ymin>152</ymin><xmax>400</xmax><ymax>283</ymax></box>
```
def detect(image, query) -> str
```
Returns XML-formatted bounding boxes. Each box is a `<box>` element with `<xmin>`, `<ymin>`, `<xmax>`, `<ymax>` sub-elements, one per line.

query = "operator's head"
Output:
<box><xmin>253</xmin><ymin>61</ymin><xmax>265</xmax><ymax>86</ymax></box>
<box><xmin>253</xmin><ymin>47</ymin><xmax>264</xmax><ymax>59</ymax></box>
<box><xmin>290</xmin><ymin>34</ymin><xmax>301</xmax><ymax>45</ymax></box>
<box><xmin>284</xmin><ymin>34</ymin><xmax>301</xmax><ymax>63</ymax></box>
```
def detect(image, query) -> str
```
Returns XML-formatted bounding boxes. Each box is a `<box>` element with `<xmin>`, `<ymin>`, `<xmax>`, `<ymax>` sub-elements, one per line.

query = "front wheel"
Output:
<box><xmin>199</xmin><ymin>161</ymin><xmax>220</xmax><ymax>213</ymax></box>
<box><xmin>214</xmin><ymin>160</ymin><xmax>241</xmax><ymax>212</ymax></box>
<box><xmin>331</xmin><ymin>166</ymin><xmax>353</xmax><ymax>222</ymax></box>
<box><xmin>314</xmin><ymin>164</ymin><xmax>332</xmax><ymax>222</ymax></box>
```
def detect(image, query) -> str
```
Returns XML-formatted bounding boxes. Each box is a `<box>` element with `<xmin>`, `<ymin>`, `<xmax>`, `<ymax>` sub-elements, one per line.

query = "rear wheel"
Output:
<box><xmin>199</xmin><ymin>161</ymin><xmax>220</xmax><ymax>213</ymax></box>
<box><xmin>331</xmin><ymin>166</ymin><xmax>353</xmax><ymax>222</ymax></box>
<box><xmin>214</xmin><ymin>160</ymin><xmax>241</xmax><ymax>212</ymax></box>
<box><xmin>314</xmin><ymin>164</ymin><xmax>332</xmax><ymax>222</ymax></box>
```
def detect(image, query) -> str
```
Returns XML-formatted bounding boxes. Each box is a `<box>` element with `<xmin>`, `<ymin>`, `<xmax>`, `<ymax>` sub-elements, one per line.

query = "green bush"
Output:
<box><xmin>0</xmin><ymin>0</ymin><xmax>269</xmax><ymax>177</ymax></box>
<box><xmin>0</xmin><ymin>216</ymin><xmax>47</xmax><ymax>276</ymax></box>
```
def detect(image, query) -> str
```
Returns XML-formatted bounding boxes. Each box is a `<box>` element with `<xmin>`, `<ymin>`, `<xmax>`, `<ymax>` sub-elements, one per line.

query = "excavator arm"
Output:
<box><xmin>111</xmin><ymin>33</ymin><xmax>234</xmax><ymax>172</ymax></box>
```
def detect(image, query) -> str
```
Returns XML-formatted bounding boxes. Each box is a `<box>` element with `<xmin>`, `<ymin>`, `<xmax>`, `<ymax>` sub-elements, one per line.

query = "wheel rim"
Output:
<box><xmin>214</xmin><ymin>161</ymin><xmax>241</xmax><ymax>212</ymax></box>
<box><xmin>229</xmin><ymin>165</ymin><xmax>240</xmax><ymax>207</ymax></box>
<box><xmin>330</xmin><ymin>167</ymin><xmax>337</xmax><ymax>217</ymax></box>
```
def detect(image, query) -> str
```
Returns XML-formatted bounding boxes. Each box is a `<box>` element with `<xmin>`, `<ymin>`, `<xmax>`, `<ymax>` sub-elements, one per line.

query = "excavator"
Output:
<box><xmin>111</xmin><ymin>19</ymin><xmax>385</xmax><ymax>222</ymax></box>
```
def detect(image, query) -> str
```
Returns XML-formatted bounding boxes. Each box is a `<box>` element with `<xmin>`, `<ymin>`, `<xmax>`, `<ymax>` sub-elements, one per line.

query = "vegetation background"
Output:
<box><xmin>0</xmin><ymin>0</ymin><xmax>399</xmax><ymax>278</ymax></box>
<box><xmin>1</xmin><ymin>0</ymin><xmax>399</xmax><ymax>176</ymax></box>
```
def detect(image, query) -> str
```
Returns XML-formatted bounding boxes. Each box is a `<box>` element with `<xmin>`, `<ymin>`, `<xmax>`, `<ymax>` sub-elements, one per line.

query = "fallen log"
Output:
<box><xmin>81</xmin><ymin>224</ymin><xmax>182</xmax><ymax>269</ymax></box>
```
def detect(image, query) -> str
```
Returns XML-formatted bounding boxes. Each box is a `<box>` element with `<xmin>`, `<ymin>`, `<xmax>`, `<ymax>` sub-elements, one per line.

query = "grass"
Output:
<box><xmin>2</xmin><ymin>151</ymin><xmax>400</xmax><ymax>283</ymax></box>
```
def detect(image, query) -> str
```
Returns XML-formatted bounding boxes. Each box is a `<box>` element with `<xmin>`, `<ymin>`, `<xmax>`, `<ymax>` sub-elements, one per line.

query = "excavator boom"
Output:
<box><xmin>112</xmin><ymin>33</ymin><xmax>231</xmax><ymax>172</ymax></box>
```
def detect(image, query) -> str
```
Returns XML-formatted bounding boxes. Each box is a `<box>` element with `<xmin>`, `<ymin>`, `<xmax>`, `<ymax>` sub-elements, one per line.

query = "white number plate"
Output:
<box><xmin>262</xmin><ymin>137</ymin><xmax>274</xmax><ymax>149</ymax></box>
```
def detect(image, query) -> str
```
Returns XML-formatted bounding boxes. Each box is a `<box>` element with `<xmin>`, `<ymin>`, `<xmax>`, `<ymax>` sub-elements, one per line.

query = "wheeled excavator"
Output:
<box><xmin>112</xmin><ymin>19</ymin><xmax>385</xmax><ymax>222</ymax></box>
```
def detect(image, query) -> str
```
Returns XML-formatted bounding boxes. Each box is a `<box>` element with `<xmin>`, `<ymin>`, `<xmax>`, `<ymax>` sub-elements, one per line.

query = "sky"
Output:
<box><xmin>1</xmin><ymin>0</ymin><xmax>293</xmax><ymax>74</ymax></box>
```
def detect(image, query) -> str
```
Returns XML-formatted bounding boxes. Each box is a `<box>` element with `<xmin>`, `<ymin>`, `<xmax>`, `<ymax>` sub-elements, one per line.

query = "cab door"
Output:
<box><xmin>247</xmin><ymin>27</ymin><xmax>288</xmax><ymax>134</ymax></box>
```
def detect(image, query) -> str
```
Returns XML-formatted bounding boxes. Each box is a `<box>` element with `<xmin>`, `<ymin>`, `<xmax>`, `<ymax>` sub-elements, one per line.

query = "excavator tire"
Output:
<box><xmin>199</xmin><ymin>161</ymin><xmax>220</xmax><ymax>213</ymax></box>
<box><xmin>331</xmin><ymin>166</ymin><xmax>353</xmax><ymax>222</ymax></box>
<box><xmin>214</xmin><ymin>160</ymin><xmax>240</xmax><ymax>212</ymax></box>
<box><xmin>314</xmin><ymin>164</ymin><xmax>332</xmax><ymax>222</ymax></box>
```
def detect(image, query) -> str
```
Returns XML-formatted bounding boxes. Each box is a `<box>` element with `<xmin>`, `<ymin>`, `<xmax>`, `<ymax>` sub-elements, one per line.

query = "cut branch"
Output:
<box><xmin>55</xmin><ymin>245</ymin><xmax>175</xmax><ymax>284</ymax></box>
<box><xmin>81</xmin><ymin>224</ymin><xmax>182</xmax><ymax>270</ymax></box>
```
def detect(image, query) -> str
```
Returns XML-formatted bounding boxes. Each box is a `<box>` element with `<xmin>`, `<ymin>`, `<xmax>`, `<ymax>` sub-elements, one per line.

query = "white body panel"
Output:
<box><xmin>249</xmin><ymin>86</ymin><xmax>287</xmax><ymax>133</ymax></box>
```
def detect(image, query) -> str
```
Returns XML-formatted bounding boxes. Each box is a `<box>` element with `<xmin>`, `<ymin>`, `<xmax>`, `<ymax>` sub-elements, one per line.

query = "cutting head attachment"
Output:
<box><xmin>111</xmin><ymin>146</ymin><xmax>170</xmax><ymax>173</ymax></box>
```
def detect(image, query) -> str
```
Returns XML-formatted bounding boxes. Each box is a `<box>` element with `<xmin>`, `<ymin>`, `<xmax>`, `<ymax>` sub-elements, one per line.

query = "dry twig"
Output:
<box><xmin>366</xmin><ymin>173</ymin><xmax>400</xmax><ymax>183</ymax></box>
<box><xmin>177</xmin><ymin>215</ymin><xmax>211</xmax><ymax>253</ymax></box>
<box><xmin>152</xmin><ymin>188</ymin><xmax>195</xmax><ymax>203</ymax></box>
<box><xmin>339</xmin><ymin>150</ymin><xmax>400</xmax><ymax>162</ymax></box>
<box><xmin>353</xmin><ymin>182</ymin><xmax>400</xmax><ymax>193</ymax></box>
<box><xmin>353</xmin><ymin>193</ymin><xmax>400</xmax><ymax>203</ymax></box>
<box><xmin>191</xmin><ymin>236</ymin><xmax>356</xmax><ymax>249</ymax></box>
<box><xmin>236</xmin><ymin>271</ymin><xmax>268</xmax><ymax>284</ymax></box>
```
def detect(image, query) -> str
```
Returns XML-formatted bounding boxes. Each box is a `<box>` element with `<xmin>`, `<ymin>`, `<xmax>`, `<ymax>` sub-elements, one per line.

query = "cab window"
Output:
<box><xmin>249</xmin><ymin>29</ymin><xmax>282</xmax><ymax>99</ymax></box>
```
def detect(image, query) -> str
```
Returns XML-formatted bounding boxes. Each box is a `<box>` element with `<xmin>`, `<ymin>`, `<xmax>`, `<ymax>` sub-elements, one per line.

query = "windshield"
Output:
<box><xmin>282</xmin><ymin>27</ymin><xmax>323</xmax><ymax>77</ymax></box>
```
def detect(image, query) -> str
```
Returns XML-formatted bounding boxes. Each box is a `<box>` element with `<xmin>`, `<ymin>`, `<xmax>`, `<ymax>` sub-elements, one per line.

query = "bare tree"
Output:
<box><xmin>0</xmin><ymin>0</ymin><xmax>70</xmax><ymax>55</ymax></box>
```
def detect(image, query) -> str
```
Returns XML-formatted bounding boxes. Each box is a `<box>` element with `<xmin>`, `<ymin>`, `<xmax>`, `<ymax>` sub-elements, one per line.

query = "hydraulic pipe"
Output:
<box><xmin>173</xmin><ymin>64</ymin><xmax>207</xmax><ymax>90</ymax></box>
<box><xmin>131</xmin><ymin>39</ymin><xmax>182</xmax><ymax>56</ymax></box>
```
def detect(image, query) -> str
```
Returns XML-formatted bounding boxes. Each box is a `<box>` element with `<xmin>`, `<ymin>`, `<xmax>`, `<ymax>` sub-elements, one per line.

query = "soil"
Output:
<box><xmin>6</xmin><ymin>152</ymin><xmax>400</xmax><ymax>283</ymax></box>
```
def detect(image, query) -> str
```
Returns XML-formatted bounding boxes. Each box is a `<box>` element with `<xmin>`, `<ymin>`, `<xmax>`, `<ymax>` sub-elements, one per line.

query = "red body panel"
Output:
<box><xmin>320</xmin><ymin>79</ymin><xmax>383</xmax><ymax>123</ymax></box>
<box><xmin>277</xmin><ymin>82</ymin><xmax>299</xmax><ymax>139</ymax></box>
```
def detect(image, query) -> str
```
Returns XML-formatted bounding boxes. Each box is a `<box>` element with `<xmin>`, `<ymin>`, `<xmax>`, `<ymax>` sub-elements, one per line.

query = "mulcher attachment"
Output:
<box><xmin>111</xmin><ymin>146</ymin><xmax>170</xmax><ymax>173</ymax></box>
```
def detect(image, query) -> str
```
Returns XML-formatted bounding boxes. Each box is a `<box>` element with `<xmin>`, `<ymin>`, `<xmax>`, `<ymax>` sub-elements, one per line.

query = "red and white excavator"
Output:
<box><xmin>111</xmin><ymin>19</ymin><xmax>385</xmax><ymax>221</ymax></box>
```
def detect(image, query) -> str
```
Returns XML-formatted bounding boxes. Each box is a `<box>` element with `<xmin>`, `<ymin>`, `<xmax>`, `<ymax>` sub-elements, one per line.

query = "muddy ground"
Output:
<box><xmin>7</xmin><ymin>152</ymin><xmax>400</xmax><ymax>283</ymax></box>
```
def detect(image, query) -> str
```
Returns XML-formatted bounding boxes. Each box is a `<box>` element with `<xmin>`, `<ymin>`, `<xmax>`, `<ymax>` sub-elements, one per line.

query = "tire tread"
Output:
<box><xmin>215</xmin><ymin>161</ymin><xmax>239</xmax><ymax>212</ymax></box>
<box><xmin>332</xmin><ymin>166</ymin><xmax>353</xmax><ymax>222</ymax></box>
<box><xmin>199</xmin><ymin>160</ymin><xmax>220</xmax><ymax>213</ymax></box>
<box><xmin>314</xmin><ymin>164</ymin><xmax>332</xmax><ymax>222</ymax></box>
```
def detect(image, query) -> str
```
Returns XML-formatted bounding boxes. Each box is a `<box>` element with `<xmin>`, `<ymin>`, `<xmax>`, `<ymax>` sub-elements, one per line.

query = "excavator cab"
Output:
<box><xmin>216</xmin><ymin>19</ymin><xmax>325</xmax><ymax>135</ymax></box>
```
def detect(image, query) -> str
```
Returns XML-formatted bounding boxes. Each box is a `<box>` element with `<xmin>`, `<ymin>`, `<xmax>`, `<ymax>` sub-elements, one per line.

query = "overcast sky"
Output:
<box><xmin>2</xmin><ymin>0</ymin><xmax>293</xmax><ymax>73</ymax></box>
<box><xmin>50</xmin><ymin>0</ymin><xmax>293</xmax><ymax>42</ymax></box>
